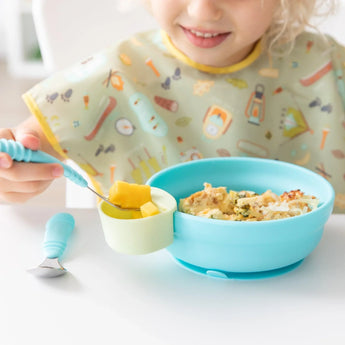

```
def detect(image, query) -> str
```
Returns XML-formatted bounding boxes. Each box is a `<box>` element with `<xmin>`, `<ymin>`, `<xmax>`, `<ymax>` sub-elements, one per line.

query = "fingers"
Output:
<box><xmin>0</xmin><ymin>161</ymin><xmax>64</xmax><ymax>182</ymax></box>
<box><xmin>0</xmin><ymin>162</ymin><xmax>63</xmax><ymax>203</ymax></box>
<box><xmin>0</xmin><ymin>178</ymin><xmax>52</xmax><ymax>195</ymax></box>
<box><xmin>0</xmin><ymin>128</ymin><xmax>16</xmax><ymax>169</ymax></box>
<box><xmin>0</xmin><ymin>128</ymin><xmax>15</xmax><ymax>140</ymax></box>
<box><xmin>0</xmin><ymin>153</ymin><xmax>13</xmax><ymax>169</ymax></box>
<box><xmin>13</xmin><ymin>128</ymin><xmax>41</xmax><ymax>150</ymax></box>
<box><xmin>0</xmin><ymin>126</ymin><xmax>41</xmax><ymax>150</ymax></box>
<box><xmin>0</xmin><ymin>126</ymin><xmax>63</xmax><ymax>204</ymax></box>
<box><xmin>0</xmin><ymin>183</ymin><xmax>52</xmax><ymax>203</ymax></box>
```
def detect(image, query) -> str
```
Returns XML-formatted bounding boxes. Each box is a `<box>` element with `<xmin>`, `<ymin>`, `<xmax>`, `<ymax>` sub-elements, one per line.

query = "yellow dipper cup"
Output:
<box><xmin>98</xmin><ymin>187</ymin><xmax>177</xmax><ymax>255</ymax></box>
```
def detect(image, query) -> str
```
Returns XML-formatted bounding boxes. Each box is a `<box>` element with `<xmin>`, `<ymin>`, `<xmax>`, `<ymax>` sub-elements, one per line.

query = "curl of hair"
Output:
<box><xmin>263</xmin><ymin>0</ymin><xmax>337</xmax><ymax>55</ymax></box>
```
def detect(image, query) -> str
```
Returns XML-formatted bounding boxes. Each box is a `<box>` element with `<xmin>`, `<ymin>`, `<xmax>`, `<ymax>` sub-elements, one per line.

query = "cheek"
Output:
<box><xmin>234</xmin><ymin>9</ymin><xmax>274</xmax><ymax>40</ymax></box>
<box><xmin>149</xmin><ymin>0</ymin><xmax>178</xmax><ymax>25</ymax></box>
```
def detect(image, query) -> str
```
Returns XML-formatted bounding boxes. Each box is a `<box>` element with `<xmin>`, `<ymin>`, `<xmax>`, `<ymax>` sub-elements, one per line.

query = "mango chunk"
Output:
<box><xmin>109</xmin><ymin>181</ymin><xmax>151</xmax><ymax>209</ymax></box>
<box><xmin>102</xmin><ymin>202</ymin><xmax>142</xmax><ymax>219</ymax></box>
<box><xmin>140</xmin><ymin>201</ymin><xmax>160</xmax><ymax>218</ymax></box>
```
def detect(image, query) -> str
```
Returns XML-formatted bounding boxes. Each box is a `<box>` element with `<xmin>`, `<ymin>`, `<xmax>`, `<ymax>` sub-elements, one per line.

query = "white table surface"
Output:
<box><xmin>1</xmin><ymin>204</ymin><xmax>345</xmax><ymax>345</ymax></box>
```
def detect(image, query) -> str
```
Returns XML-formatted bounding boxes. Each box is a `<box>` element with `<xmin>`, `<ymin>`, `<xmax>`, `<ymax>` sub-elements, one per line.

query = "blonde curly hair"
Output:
<box><xmin>264</xmin><ymin>0</ymin><xmax>338</xmax><ymax>54</ymax></box>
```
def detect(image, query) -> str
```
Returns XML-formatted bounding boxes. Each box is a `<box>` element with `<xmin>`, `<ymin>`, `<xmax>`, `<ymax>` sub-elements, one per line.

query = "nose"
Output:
<box><xmin>187</xmin><ymin>0</ymin><xmax>223</xmax><ymax>22</ymax></box>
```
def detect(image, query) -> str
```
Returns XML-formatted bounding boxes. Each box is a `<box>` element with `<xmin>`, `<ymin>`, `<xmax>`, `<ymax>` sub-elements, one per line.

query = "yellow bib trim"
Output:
<box><xmin>161</xmin><ymin>30</ymin><xmax>261</xmax><ymax>74</ymax></box>
<box><xmin>22</xmin><ymin>92</ymin><xmax>68</xmax><ymax>159</ymax></box>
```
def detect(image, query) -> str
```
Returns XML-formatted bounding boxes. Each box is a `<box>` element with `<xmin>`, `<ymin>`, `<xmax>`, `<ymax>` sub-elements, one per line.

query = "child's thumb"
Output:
<box><xmin>15</xmin><ymin>129</ymin><xmax>41</xmax><ymax>151</ymax></box>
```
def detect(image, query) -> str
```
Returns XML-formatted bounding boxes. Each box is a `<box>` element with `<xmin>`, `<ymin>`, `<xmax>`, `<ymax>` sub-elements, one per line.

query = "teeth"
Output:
<box><xmin>190</xmin><ymin>29</ymin><xmax>220</xmax><ymax>38</ymax></box>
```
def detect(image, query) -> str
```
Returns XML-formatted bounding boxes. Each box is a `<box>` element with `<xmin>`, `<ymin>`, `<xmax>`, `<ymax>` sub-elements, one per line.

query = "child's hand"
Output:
<box><xmin>0</xmin><ymin>127</ymin><xmax>64</xmax><ymax>203</ymax></box>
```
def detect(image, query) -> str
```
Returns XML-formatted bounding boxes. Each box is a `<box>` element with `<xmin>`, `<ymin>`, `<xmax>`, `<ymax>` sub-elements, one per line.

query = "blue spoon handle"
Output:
<box><xmin>44</xmin><ymin>213</ymin><xmax>75</xmax><ymax>259</ymax></box>
<box><xmin>0</xmin><ymin>139</ymin><xmax>88</xmax><ymax>188</ymax></box>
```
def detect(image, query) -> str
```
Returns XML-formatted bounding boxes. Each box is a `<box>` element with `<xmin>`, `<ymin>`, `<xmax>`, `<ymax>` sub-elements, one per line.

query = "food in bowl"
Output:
<box><xmin>179</xmin><ymin>182</ymin><xmax>319</xmax><ymax>221</ymax></box>
<box><xmin>147</xmin><ymin>157</ymin><xmax>335</xmax><ymax>276</ymax></box>
<box><xmin>107</xmin><ymin>180</ymin><xmax>161</xmax><ymax>218</ymax></box>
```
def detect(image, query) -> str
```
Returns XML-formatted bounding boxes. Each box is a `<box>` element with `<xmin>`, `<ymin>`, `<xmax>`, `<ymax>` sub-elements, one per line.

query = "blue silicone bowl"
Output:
<box><xmin>147</xmin><ymin>158</ymin><xmax>335</xmax><ymax>279</ymax></box>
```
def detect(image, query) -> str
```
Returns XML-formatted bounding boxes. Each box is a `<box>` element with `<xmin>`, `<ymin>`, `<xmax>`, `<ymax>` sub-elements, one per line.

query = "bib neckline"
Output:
<box><xmin>161</xmin><ymin>30</ymin><xmax>261</xmax><ymax>74</ymax></box>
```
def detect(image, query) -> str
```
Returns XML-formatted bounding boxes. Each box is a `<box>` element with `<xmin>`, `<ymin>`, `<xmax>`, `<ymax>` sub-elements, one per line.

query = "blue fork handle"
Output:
<box><xmin>0</xmin><ymin>139</ymin><xmax>88</xmax><ymax>188</ymax></box>
<box><xmin>44</xmin><ymin>213</ymin><xmax>75</xmax><ymax>259</ymax></box>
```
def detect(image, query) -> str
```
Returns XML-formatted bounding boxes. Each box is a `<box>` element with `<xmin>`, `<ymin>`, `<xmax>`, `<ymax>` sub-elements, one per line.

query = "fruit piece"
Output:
<box><xmin>140</xmin><ymin>201</ymin><xmax>160</xmax><ymax>218</ymax></box>
<box><xmin>102</xmin><ymin>202</ymin><xmax>142</xmax><ymax>219</ymax></box>
<box><xmin>109</xmin><ymin>181</ymin><xmax>151</xmax><ymax>209</ymax></box>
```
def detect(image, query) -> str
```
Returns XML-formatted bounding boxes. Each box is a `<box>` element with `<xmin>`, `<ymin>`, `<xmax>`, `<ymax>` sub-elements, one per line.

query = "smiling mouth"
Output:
<box><xmin>181</xmin><ymin>26</ymin><xmax>231</xmax><ymax>48</ymax></box>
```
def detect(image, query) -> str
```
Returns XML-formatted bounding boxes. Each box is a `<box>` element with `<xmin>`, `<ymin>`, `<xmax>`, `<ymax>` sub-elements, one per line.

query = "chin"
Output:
<box><xmin>193</xmin><ymin>55</ymin><xmax>227</xmax><ymax>68</ymax></box>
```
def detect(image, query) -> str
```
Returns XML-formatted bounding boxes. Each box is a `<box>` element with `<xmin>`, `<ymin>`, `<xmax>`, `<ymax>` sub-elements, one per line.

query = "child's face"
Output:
<box><xmin>149</xmin><ymin>0</ymin><xmax>278</xmax><ymax>67</ymax></box>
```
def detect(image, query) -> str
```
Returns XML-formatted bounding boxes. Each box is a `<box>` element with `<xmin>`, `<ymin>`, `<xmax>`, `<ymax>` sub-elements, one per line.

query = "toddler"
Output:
<box><xmin>0</xmin><ymin>0</ymin><xmax>344</xmax><ymax>212</ymax></box>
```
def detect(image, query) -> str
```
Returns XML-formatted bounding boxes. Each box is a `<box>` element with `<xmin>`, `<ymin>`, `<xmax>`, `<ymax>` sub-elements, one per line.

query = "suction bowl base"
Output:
<box><xmin>172</xmin><ymin>257</ymin><xmax>304</xmax><ymax>280</ymax></box>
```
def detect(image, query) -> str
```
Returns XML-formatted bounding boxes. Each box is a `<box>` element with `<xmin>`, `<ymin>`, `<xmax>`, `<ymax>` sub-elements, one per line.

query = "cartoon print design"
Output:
<box><xmin>334</xmin><ymin>68</ymin><xmax>345</xmax><ymax>108</ymax></box>
<box><xmin>309</xmin><ymin>97</ymin><xmax>322</xmax><ymax>108</ymax></box>
<box><xmin>202</xmin><ymin>105</ymin><xmax>232</xmax><ymax>140</ymax></box>
<box><xmin>334</xmin><ymin>194</ymin><xmax>345</xmax><ymax>210</ymax></box>
<box><xmin>95</xmin><ymin>144</ymin><xmax>115</xmax><ymax>157</ymax></box>
<box><xmin>78</xmin><ymin>154</ymin><xmax>103</xmax><ymax>177</ymax></box>
<box><xmin>110</xmin><ymin>165</ymin><xmax>116</xmax><ymax>184</ymax></box>
<box><xmin>216</xmin><ymin>148</ymin><xmax>231</xmax><ymax>157</ymax></box>
<box><xmin>115</xmin><ymin>118</ymin><xmax>136</xmax><ymax>136</ymax></box>
<box><xmin>161</xmin><ymin>77</ymin><xmax>171</xmax><ymax>90</ymax></box>
<box><xmin>172</xmin><ymin>67</ymin><xmax>181</xmax><ymax>80</ymax></box>
<box><xmin>321</xmin><ymin>104</ymin><xmax>333</xmax><ymax>113</ymax></box>
<box><xmin>128</xmin><ymin>92</ymin><xmax>168</xmax><ymax>137</ymax></box>
<box><xmin>132</xmin><ymin>78</ymin><xmax>147</xmax><ymax>88</ymax></box>
<box><xmin>294</xmin><ymin>151</ymin><xmax>311</xmax><ymax>166</ymax></box>
<box><xmin>292</xmin><ymin>144</ymin><xmax>311</xmax><ymax>166</ymax></box>
<box><xmin>236</xmin><ymin>139</ymin><xmax>269</xmax><ymax>158</ymax></box>
<box><xmin>265</xmin><ymin>131</ymin><xmax>272</xmax><ymax>140</ymax></box>
<box><xmin>280</xmin><ymin>107</ymin><xmax>310</xmax><ymax>139</ymax></box>
<box><xmin>84</xmin><ymin>96</ymin><xmax>117</xmax><ymax>141</ymax></box>
<box><xmin>46</xmin><ymin>92</ymin><xmax>59</xmax><ymax>104</ymax></box>
<box><xmin>315</xmin><ymin>162</ymin><xmax>332</xmax><ymax>180</ymax></box>
<box><xmin>161</xmin><ymin>145</ymin><xmax>167</xmax><ymax>166</ymax></box>
<box><xmin>180</xmin><ymin>147</ymin><xmax>203</xmax><ymax>162</ymax></box>
<box><xmin>332</xmin><ymin>149</ymin><xmax>345</xmax><ymax>159</ymax></box>
<box><xmin>119</xmin><ymin>53</ymin><xmax>132</xmax><ymax>66</ymax></box>
<box><xmin>49</xmin><ymin>115</ymin><xmax>60</xmax><ymax>127</ymax></box>
<box><xmin>128</xmin><ymin>158</ymin><xmax>143</xmax><ymax>184</ymax></box>
<box><xmin>83</xmin><ymin>95</ymin><xmax>89</xmax><ymax>109</ymax></box>
<box><xmin>154</xmin><ymin>96</ymin><xmax>179</xmax><ymax>112</ymax></box>
<box><xmin>103</xmin><ymin>69</ymin><xmax>124</xmax><ymax>91</ymax></box>
<box><xmin>320</xmin><ymin>127</ymin><xmax>331</xmax><ymax>150</ymax></box>
<box><xmin>127</xmin><ymin>148</ymin><xmax>162</xmax><ymax>184</ymax></box>
<box><xmin>61</xmin><ymin>89</ymin><xmax>73</xmax><ymax>102</ymax></box>
<box><xmin>258</xmin><ymin>54</ymin><xmax>279</xmax><ymax>78</ymax></box>
<box><xmin>306</xmin><ymin>40</ymin><xmax>314</xmax><ymax>53</ymax></box>
<box><xmin>145</xmin><ymin>58</ymin><xmax>160</xmax><ymax>77</ymax></box>
<box><xmin>143</xmin><ymin>147</ymin><xmax>161</xmax><ymax>173</ymax></box>
<box><xmin>46</xmin><ymin>90</ymin><xmax>73</xmax><ymax>104</ymax></box>
<box><xmin>175</xmin><ymin>117</ymin><xmax>192</xmax><ymax>127</ymax></box>
<box><xmin>72</xmin><ymin>120</ymin><xmax>80</xmax><ymax>128</ymax></box>
<box><xmin>226</xmin><ymin>78</ymin><xmax>248</xmax><ymax>89</ymax></box>
<box><xmin>245</xmin><ymin>84</ymin><xmax>265</xmax><ymax>125</ymax></box>
<box><xmin>309</xmin><ymin>97</ymin><xmax>333</xmax><ymax>113</ymax></box>
<box><xmin>273</xmin><ymin>87</ymin><xmax>283</xmax><ymax>95</ymax></box>
<box><xmin>193</xmin><ymin>80</ymin><xmax>215</xmax><ymax>96</ymax></box>
<box><xmin>300</xmin><ymin>60</ymin><xmax>332</xmax><ymax>86</ymax></box>
<box><xmin>161</xmin><ymin>68</ymin><xmax>181</xmax><ymax>90</ymax></box>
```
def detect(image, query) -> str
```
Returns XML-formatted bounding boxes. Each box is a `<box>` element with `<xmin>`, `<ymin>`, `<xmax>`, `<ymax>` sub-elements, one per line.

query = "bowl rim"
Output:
<box><xmin>147</xmin><ymin>157</ymin><xmax>335</xmax><ymax>225</ymax></box>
